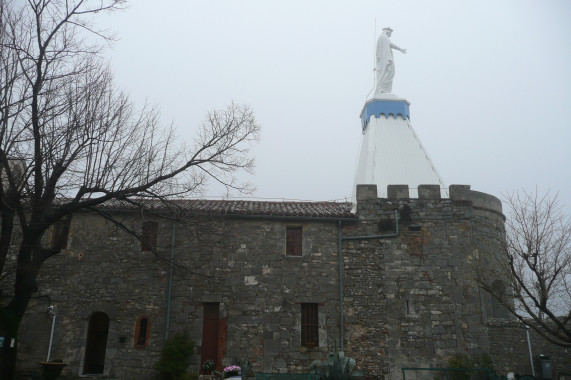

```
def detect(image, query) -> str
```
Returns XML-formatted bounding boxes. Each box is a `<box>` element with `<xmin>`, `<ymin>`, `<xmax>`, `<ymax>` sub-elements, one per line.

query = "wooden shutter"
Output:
<box><xmin>201</xmin><ymin>303</ymin><xmax>220</xmax><ymax>368</ymax></box>
<box><xmin>286</xmin><ymin>227</ymin><xmax>302</xmax><ymax>256</ymax></box>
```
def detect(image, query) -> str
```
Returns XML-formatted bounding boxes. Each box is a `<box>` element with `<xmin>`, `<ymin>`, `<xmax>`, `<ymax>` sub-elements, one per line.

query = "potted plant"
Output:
<box><xmin>39</xmin><ymin>360</ymin><xmax>67</xmax><ymax>380</ymax></box>
<box><xmin>223</xmin><ymin>365</ymin><xmax>241</xmax><ymax>379</ymax></box>
<box><xmin>202</xmin><ymin>360</ymin><xmax>216</xmax><ymax>375</ymax></box>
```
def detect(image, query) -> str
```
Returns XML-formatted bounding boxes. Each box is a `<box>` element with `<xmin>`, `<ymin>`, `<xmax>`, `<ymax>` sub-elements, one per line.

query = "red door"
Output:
<box><xmin>201</xmin><ymin>303</ymin><xmax>219</xmax><ymax>370</ymax></box>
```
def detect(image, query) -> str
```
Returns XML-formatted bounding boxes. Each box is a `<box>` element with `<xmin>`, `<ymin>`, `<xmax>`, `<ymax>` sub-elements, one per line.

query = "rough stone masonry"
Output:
<box><xmin>5</xmin><ymin>185</ymin><xmax>570</xmax><ymax>379</ymax></box>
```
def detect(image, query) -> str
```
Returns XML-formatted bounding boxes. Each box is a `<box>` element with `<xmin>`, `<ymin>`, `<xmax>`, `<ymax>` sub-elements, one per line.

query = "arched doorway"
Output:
<box><xmin>83</xmin><ymin>311</ymin><xmax>110</xmax><ymax>374</ymax></box>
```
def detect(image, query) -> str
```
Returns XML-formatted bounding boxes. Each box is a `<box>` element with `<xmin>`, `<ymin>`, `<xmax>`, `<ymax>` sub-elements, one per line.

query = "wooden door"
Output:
<box><xmin>200</xmin><ymin>303</ymin><xmax>219</xmax><ymax>369</ymax></box>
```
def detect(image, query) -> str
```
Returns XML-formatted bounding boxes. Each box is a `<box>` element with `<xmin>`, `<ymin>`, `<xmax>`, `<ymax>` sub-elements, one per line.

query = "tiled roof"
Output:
<box><xmin>98</xmin><ymin>199</ymin><xmax>356</xmax><ymax>219</ymax></box>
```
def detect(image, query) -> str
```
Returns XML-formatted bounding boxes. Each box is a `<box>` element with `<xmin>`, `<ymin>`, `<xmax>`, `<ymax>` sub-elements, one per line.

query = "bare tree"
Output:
<box><xmin>475</xmin><ymin>190</ymin><xmax>571</xmax><ymax>347</ymax></box>
<box><xmin>0</xmin><ymin>1</ymin><xmax>259</xmax><ymax>376</ymax></box>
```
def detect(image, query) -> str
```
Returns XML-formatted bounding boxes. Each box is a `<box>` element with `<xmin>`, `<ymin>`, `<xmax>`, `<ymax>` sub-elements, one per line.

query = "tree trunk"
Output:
<box><xmin>0</xmin><ymin>241</ymin><xmax>41</xmax><ymax>379</ymax></box>
<box><xmin>0</xmin><ymin>305</ymin><xmax>21</xmax><ymax>379</ymax></box>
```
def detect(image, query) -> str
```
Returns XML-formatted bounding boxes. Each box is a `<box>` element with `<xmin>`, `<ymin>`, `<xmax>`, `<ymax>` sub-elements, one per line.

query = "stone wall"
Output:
<box><xmin>488</xmin><ymin>320</ymin><xmax>571</xmax><ymax>379</ymax></box>
<box><xmin>12</xmin><ymin>211</ymin><xmax>343</xmax><ymax>378</ymax></box>
<box><xmin>6</xmin><ymin>185</ymin><xmax>569</xmax><ymax>380</ymax></box>
<box><xmin>16</xmin><ymin>212</ymin><xmax>171</xmax><ymax>378</ymax></box>
<box><xmin>169</xmin><ymin>217</ymin><xmax>343</xmax><ymax>374</ymax></box>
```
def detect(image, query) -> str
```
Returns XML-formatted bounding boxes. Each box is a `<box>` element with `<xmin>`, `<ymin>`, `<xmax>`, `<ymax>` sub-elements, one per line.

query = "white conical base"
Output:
<box><xmin>353</xmin><ymin>113</ymin><xmax>444</xmax><ymax>199</ymax></box>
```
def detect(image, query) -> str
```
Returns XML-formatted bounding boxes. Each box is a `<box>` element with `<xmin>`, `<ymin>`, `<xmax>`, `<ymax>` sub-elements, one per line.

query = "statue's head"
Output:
<box><xmin>382</xmin><ymin>27</ymin><xmax>393</xmax><ymax>36</ymax></box>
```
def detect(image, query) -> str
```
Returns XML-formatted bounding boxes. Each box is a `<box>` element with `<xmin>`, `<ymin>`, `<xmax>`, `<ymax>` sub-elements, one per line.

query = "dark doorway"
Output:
<box><xmin>200</xmin><ymin>303</ymin><xmax>219</xmax><ymax>369</ymax></box>
<box><xmin>83</xmin><ymin>311</ymin><xmax>110</xmax><ymax>374</ymax></box>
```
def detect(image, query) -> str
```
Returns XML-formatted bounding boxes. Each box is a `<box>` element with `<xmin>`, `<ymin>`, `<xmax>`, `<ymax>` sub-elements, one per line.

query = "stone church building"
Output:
<box><xmin>10</xmin><ymin>184</ymin><xmax>570</xmax><ymax>378</ymax></box>
<box><xmin>5</xmin><ymin>28</ymin><xmax>570</xmax><ymax>380</ymax></box>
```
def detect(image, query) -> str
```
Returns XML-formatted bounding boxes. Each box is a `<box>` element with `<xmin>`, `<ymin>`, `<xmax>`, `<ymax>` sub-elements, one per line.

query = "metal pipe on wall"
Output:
<box><xmin>526</xmin><ymin>325</ymin><xmax>535</xmax><ymax>376</ymax></box>
<box><xmin>47</xmin><ymin>306</ymin><xmax>56</xmax><ymax>361</ymax></box>
<box><xmin>337</xmin><ymin>220</ymin><xmax>345</xmax><ymax>352</ymax></box>
<box><xmin>165</xmin><ymin>222</ymin><xmax>176</xmax><ymax>341</ymax></box>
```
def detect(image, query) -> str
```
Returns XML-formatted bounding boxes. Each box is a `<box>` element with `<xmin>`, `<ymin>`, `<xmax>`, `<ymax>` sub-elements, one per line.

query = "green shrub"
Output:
<box><xmin>447</xmin><ymin>353</ymin><xmax>474</xmax><ymax>380</ymax></box>
<box><xmin>155</xmin><ymin>333</ymin><xmax>195</xmax><ymax>380</ymax></box>
<box><xmin>475</xmin><ymin>353</ymin><xmax>496</xmax><ymax>375</ymax></box>
<box><xmin>445</xmin><ymin>352</ymin><xmax>496</xmax><ymax>380</ymax></box>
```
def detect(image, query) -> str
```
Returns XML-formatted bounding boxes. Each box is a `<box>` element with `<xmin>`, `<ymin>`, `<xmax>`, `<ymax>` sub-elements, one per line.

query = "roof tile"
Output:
<box><xmin>99</xmin><ymin>199</ymin><xmax>356</xmax><ymax>219</ymax></box>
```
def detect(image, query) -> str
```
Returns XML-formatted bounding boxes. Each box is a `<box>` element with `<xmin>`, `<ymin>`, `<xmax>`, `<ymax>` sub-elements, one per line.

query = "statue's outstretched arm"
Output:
<box><xmin>390</xmin><ymin>42</ymin><xmax>407</xmax><ymax>54</ymax></box>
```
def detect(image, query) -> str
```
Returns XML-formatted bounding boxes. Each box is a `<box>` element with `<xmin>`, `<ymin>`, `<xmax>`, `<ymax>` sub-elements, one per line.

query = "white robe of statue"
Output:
<box><xmin>374</xmin><ymin>29</ymin><xmax>406</xmax><ymax>96</ymax></box>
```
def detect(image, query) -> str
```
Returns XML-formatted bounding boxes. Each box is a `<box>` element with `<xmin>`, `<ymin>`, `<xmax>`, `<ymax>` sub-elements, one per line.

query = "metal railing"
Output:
<box><xmin>255</xmin><ymin>374</ymin><xmax>320</xmax><ymax>380</ymax></box>
<box><xmin>402</xmin><ymin>367</ymin><xmax>494</xmax><ymax>380</ymax></box>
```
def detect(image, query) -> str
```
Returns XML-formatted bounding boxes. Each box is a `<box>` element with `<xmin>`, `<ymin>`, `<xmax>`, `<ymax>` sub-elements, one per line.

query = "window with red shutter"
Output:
<box><xmin>286</xmin><ymin>227</ymin><xmax>302</xmax><ymax>256</ymax></box>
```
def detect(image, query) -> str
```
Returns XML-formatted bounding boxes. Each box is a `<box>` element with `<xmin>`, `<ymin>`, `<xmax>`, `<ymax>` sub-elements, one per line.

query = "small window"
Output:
<box><xmin>134</xmin><ymin>316</ymin><xmax>150</xmax><ymax>349</ymax></box>
<box><xmin>141</xmin><ymin>221</ymin><xmax>158</xmax><ymax>251</ymax></box>
<box><xmin>301</xmin><ymin>303</ymin><xmax>318</xmax><ymax>347</ymax></box>
<box><xmin>51</xmin><ymin>219</ymin><xmax>70</xmax><ymax>249</ymax></box>
<box><xmin>286</xmin><ymin>227</ymin><xmax>302</xmax><ymax>256</ymax></box>
<box><xmin>405</xmin><ymin>300</ymin><xmax>415</xmax><ymax>315</ymax></box>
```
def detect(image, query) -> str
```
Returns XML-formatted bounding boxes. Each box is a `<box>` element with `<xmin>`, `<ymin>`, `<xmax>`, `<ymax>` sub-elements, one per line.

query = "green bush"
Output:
<box><xmin>447</xmin><ymin>353</ymin><xmax>474</xmax><ymax>380</ymax></box>
<box><xmin>446</xmin><ymin>352</ymin><xmax>496</xmax><ymax>380</ymax></box>
<box><xmin>474</xmin><ymin>353</ymin><xmax>496</xmax><ymax>375</ymax></box>
<box><xmin>155</xmin><ymin>333</ymin><xmax>195</xmax><ymax>380</ymax></box>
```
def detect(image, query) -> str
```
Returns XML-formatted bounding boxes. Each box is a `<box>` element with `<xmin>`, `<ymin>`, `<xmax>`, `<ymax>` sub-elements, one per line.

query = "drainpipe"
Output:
<box><xmin>165</xmin><ymin>222</ymin><xmax>176</xmax><ymax>341</ymax></box>
<box><xmin>342</xmin><ymin>210</ymin><xmax>400</xmax><ymax>241</ymax></box>
<box><xmin>526</xmin><ymin>325</ymin><xmax>535</xmax><ymax>376</ymax></box>
<box><xmin>337</xmin><ymin>209</ymin><xmax>400</xmax><ymax>351</ymax></box>
<box><xmin>46</xmin><ymin>305</ymin><xmax>56</xmax><ymax>361</ymax></box>
<box><xmin>337</xmin><ymin>221</ymin><xmax>345</xmax><ymax>352</ymax></box>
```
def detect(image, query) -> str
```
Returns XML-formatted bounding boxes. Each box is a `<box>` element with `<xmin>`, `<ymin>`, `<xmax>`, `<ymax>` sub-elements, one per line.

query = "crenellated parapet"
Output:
<box><xmin>355</xmin><ymin>183</ymin><xmax>503</xmax><ymax>217</ymax></box>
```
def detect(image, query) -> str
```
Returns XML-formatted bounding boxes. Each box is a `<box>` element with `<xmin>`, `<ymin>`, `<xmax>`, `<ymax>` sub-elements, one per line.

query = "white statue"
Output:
<box><xmin>375</xmin><ymin>27</ymin><xmax>406</xmax><ymax>96</ymax></box>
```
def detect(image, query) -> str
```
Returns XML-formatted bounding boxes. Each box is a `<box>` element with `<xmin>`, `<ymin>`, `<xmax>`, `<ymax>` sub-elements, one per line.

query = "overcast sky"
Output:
<box><xmin>99</xmin><ymin>1</ymin><xmax>571</xmax><ymax>212</ymax></box>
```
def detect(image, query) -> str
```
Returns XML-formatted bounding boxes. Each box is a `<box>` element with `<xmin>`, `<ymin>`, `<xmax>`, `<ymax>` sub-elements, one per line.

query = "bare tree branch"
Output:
<box><xmin>474</xmin><ymin>189</ymin><xmax>571</xmax><ymax>347</ymax></box>
<box><xmin>0</xmin><ymin>1</ymin><xmax>259</xmax><ymax>375</ymax></box>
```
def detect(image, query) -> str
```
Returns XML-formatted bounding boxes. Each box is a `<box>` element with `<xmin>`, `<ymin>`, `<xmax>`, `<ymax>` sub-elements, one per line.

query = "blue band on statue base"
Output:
<box><xmin>360</xmin><ymin>100</ymin><xmax>410</xmax><ymax>130</ymax></box>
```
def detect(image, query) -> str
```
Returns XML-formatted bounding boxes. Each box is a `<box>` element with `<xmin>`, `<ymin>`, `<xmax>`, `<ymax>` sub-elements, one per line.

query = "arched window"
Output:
<box><xmin>83</xmin><ymin>312</ymin><xmax>110</xmax><ymax>374</ymax></box>
<box><xmin>134</xmin><ymin>316</ymin><xmax>150</xmax><ymax>349</ymax></box>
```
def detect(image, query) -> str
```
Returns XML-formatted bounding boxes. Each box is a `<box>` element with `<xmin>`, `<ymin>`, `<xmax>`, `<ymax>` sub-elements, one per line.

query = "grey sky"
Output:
<box><xmin>100</xmin><ymin>1</ymin><xmax>571</xmax><ymax>212</ymax></box>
